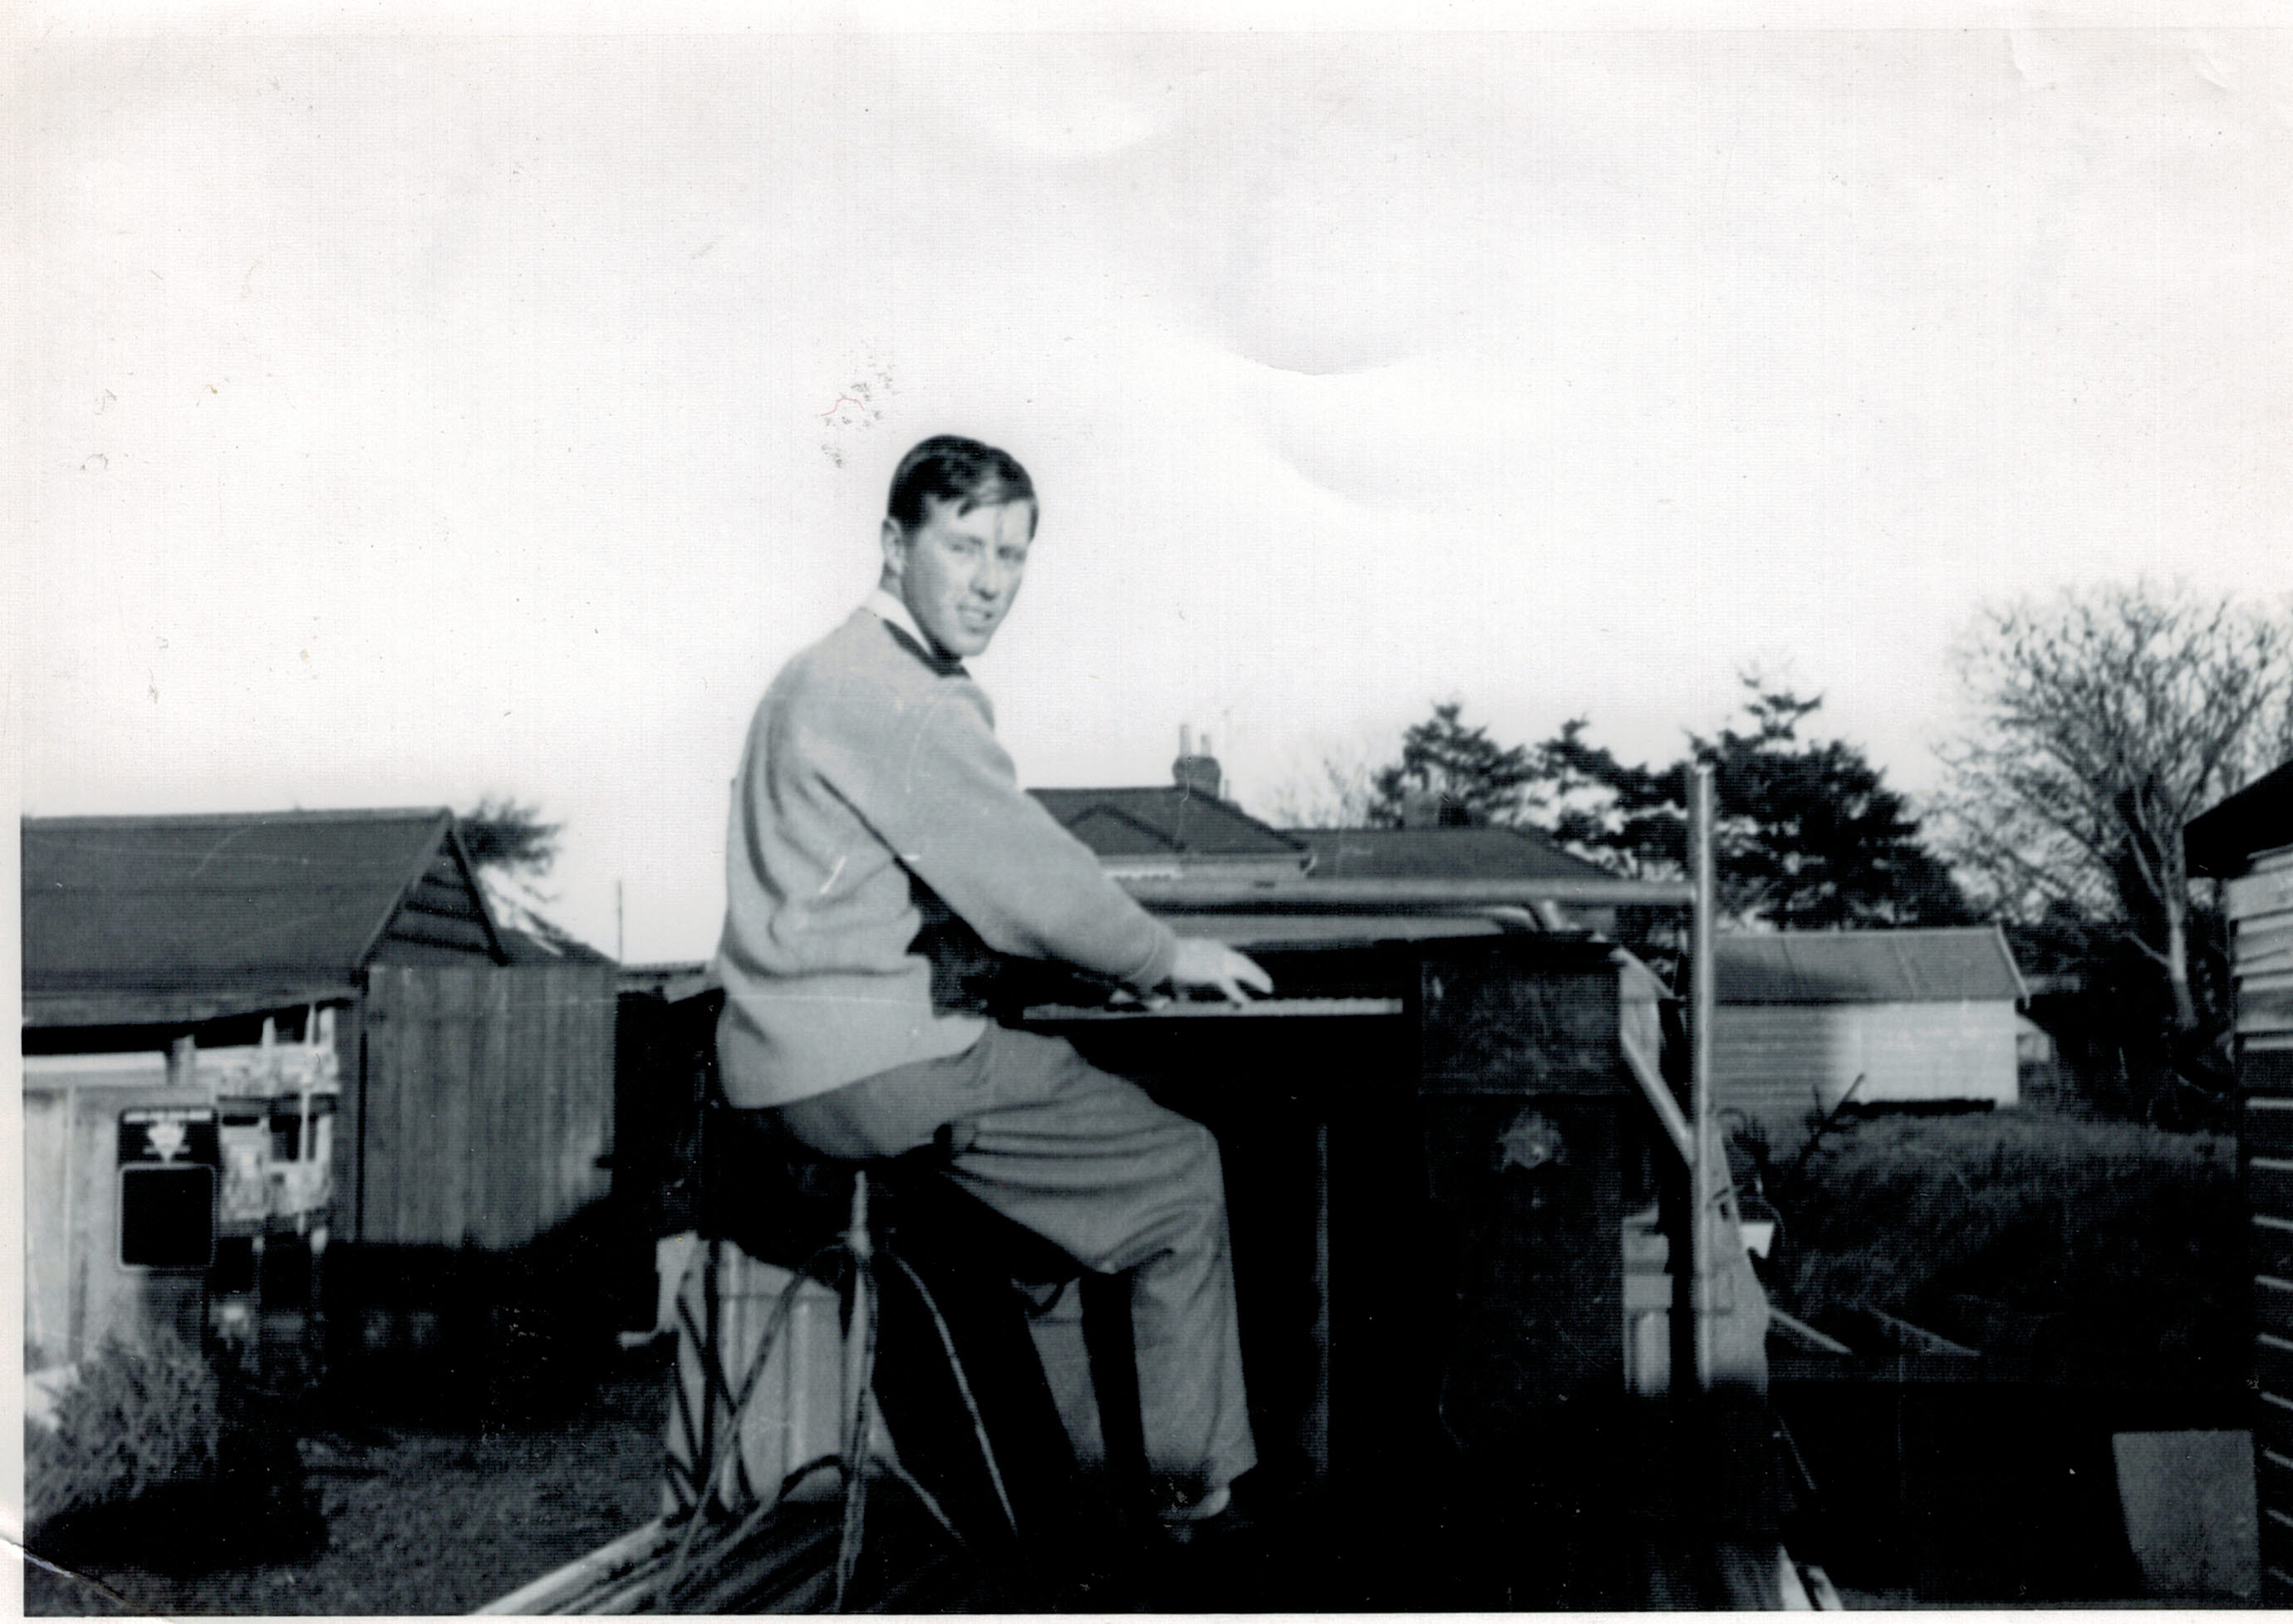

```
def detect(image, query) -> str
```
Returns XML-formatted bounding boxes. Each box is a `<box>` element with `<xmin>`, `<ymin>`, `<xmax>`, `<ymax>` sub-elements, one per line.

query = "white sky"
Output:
<box><xmin>10</xmin><ymin>6</ymin><xmax>2293</xmax><ymax>964</ymax></box>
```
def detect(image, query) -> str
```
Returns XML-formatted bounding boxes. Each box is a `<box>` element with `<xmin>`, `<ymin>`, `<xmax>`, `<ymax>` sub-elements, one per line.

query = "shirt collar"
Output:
<box><xmin>862</xmin><ymin>586</ymin><xmax>935</xmax><ymax>650</ymax></box>
<box><xmin>862</xmin><ymin>587</ymin><xmax>964</xmax><ymax>673</ymax></box>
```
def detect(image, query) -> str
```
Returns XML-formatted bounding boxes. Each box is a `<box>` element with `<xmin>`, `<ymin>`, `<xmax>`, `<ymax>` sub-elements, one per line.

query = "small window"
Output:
<box><xmin>120</xmin><ymin>1165</ymin><xmax>216</xmax><ymax>1269</ymax></box>
<box><xmin>269</xmin><ymin>1109</ymin><xmax>302</xmax><ymax>1162</ymax></box>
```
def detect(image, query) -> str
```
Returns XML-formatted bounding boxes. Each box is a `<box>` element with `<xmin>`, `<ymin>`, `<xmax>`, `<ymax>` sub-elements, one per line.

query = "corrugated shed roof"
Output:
<box><xmin>22</xmin><ymin>809</ymin><xmax>503</xmax><ymax>1020</ymax></box>
<box><xmin>1716</xmin><ymin>926</ymin><xmax>2028</xmax><ymax>1005</ymax></box>
<box><xmin>1291</xmin><ymin>826</ymin><xmax>1616</xmax><ymax>883</ymax></box>
<box><xmin>1030</xmin><ymin>787</ymin><xmax>1309</xmax><ymax>861</ymax></box>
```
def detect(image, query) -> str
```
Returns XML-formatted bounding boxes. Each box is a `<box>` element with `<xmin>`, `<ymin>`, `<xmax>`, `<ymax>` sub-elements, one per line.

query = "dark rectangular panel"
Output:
<box><xmin>1421</xmin><ymin>954</ymin><xmax>1620</xmax><ymax>1095</ymax></box>
<box><xmin>119</xmin><ymin>1165</ymin><xmax>215</xmax><ymax>1268</ymax></box>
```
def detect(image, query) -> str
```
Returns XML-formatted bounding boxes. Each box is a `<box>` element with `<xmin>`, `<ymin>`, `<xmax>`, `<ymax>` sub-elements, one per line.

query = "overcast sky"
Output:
<box><xmin>13</xmin><ymin>8</ymin><xmax>2291</xmax><ymax>964</ymax></box>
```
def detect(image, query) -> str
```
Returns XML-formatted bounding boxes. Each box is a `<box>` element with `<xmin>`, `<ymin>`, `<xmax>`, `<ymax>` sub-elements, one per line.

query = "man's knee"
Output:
<box><xmin>1172</xmin><ymin>1117</ymin><xmax>1225</xmax><ymax>1199</ymax></box>
<box><xmin>1159</xmin><ymin>1117</ymin><xmax>1232</xmax><ymax>1239</ymax></box>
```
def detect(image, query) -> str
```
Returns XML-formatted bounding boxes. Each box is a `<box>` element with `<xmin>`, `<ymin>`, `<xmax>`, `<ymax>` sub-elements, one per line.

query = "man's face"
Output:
<box><xmin>881</xmin><ymin>495</ymin><xmax>1035</xmax><ymax>660</ymax></box>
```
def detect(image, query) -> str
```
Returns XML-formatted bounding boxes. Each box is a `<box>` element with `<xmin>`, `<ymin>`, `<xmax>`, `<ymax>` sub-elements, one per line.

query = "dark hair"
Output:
<box><xmin>886</xmin><ymin>435</ymin><xmax>1036</xmax><ymax>532</ymax></box>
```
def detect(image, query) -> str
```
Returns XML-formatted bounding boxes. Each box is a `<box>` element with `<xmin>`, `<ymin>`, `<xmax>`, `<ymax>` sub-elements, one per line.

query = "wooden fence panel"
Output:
<box><xmin>361</xmin><ymin>964</ymin><xmax>616</xmax><ymax>1249</ymax></box>
<box><xmin>474</xmin><ymin>969</ymin><xmax>513</xmax><ymax>1249</ymax></box>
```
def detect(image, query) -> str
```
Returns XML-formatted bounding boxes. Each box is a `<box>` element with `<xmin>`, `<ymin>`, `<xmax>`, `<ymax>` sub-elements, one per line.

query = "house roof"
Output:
<box><xmin>1030</xmin><ymin>787</ymin><xmax>1308</xmax><ymax>861</ymax></box>
<box><xmin>1716</xmin><ymin>926</ymin><xmax>2028</xmax><ymax>1005</ymax></box>
<box><xmin>1289</xmin><ymin>826</ymin><xmax>1618</xmax><ymax>884</ymax></box>
<box><xmin>2186</xmin><ymin>758</ymin><xmax>2293</xmax><ymax>877</ymax></box>
<box><xmin>21</xmin><ymin>808</ymin><xmax>505</xmax><ymax>1025</ymax></box>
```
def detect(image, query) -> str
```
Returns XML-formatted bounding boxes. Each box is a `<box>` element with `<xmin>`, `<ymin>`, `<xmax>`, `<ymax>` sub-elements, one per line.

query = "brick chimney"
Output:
<box><xmin>1172</xmin><ymin>724</ymin><xmax>1223</xmax><ymax>801</ymax></box>
<box><xmin>1402</xmin><ymin>788</ymin><xmax>1469</xmax><ymax>827</ymax></box>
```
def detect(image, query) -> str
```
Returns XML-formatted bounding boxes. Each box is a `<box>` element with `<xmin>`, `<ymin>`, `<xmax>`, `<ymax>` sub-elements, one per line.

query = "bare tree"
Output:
<box><xmin>1941</xmin><ymin>581</ymin><xmax>2293</xmax><ymax>1033</ymax></box>
<box><xmin>1258</xmin><ymin>749</ymin><xmax>1377</xmax><ymax>830</ymax></box>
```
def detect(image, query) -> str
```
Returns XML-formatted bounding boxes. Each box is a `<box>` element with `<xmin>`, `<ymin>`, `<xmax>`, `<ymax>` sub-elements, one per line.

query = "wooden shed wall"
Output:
<box><xmin>2230</xmin><ymin>846</ymin><xmax>2293</xmax><ymax>1604</ymax></box>
<box><xmin>1714</xmin><ymin>999</ymin><xmax>2020</xmax><ymax>1142</ymax></box>
<box><xmin>355</xmin><ymin>963</ymin><xmax>616</xmax><ymax>1249</ymax></box>
<box><xmin>22</xmin><ymin>1057</ymin><xmax>209</xmax><ymax>1364</ymax></box>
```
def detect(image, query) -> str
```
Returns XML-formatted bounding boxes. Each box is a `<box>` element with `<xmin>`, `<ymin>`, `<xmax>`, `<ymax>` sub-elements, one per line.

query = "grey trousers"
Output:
<box><xmin>773</xmin><ymin>1022</ymin><xmax>1257</xmax><ymax>1504</ymax></box>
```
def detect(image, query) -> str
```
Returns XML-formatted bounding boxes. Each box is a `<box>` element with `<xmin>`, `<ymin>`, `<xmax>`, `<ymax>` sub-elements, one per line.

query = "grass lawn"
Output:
<box><xmin>27</xmin><ymin>1357</ymin><xmax>670</xmax><ymax>1617</ymax></box>
<box><xmin>1771</xmin><ymin>1104</ymin><xmax>2248</xmax><ymax>1393</ymax></box>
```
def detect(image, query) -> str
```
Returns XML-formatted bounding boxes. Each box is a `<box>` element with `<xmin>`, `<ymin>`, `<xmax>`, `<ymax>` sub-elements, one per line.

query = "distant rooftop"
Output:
<box><xmin>1030</xmin><ymin>787</ymin><xmax>1309</xmax><ymax>864</ymax></box>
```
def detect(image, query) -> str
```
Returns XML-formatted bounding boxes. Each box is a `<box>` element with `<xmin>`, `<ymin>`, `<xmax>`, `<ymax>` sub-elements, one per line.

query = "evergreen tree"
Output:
<box><xmin>1538</xmin><ymin>680</ymin><xmax>1971</xmax><ymax>930</ymax></box>
<box><xmin>1365</xmin><ymin>702</ymin><xmax>1539</xmax><ymax>827</ymax></box>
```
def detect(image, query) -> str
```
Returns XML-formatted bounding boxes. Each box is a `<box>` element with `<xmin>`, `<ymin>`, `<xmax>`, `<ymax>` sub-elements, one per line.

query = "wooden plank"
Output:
<box><xmin>572</xmin><ymin>967</ymin><xmax>614</xmax><ymax>1211</ymax></box>
<box><xmin>2249</xmin><ymin>1099</ymin><xmax>2293</xmax><ymax>1160</ymax></box>
<box><xmin>2260</xmin><ymin>1332</ymin><xmax>2293</xmax><ymax>1398</ymax></box>
<box><xmin>410</xmin><ymin>871</ymin><xmax>489</xmax><ymax>917</ymax></box>
<box><xmin>544</xmin><ymin>967</ymin><xmax>571</xmax><ymax>1234</ymax></box>
<box><xmin>489</xmin><ymin>969</ymin><xmax>526</xmax><ymax>1248</ymax></box>
<box><xmin>365</xmin><ymin>969</ymin><xmax>405</xmax><ymax>1244</ymax></box>
<box><xmin>333</xmin><ymin>998</ymin><xmax>367</xmax><ymax>1242</ymax></box>
<box><xmin>2256</xmin><ymin>1278</ymin><xmax>2293</xmax><ymax>1342</ymax></box>
<box><xmin>474</xmin><ymin>1516</ymin><xmax>676</xmax><ymax>1614</ymax></box>
<box><xmin>2259</xmin><ymin>1391</ymin><xmax>2293</xmax><ymax>1462</ymax></box>
<box><xmin>2241</xmin><ymin>979</ymin><xmax>2293</xmax><ymax>1038</ymax></box>
<box><xmin>2251</xmin><ymin>1159</ymin><xmax>2293</xmax><ymax>1219</ymax></box>
<box><xmin>400</xmin><ymin>968</ymin><xmax>439</xmax><ymax>1244</ymax></box>
<box><xmin>2264</xmin><ymin>1505</ymin><xmax>2293</xmax><ymax>1583</ymax></box>
<box><xmin>474</xmin><ymin>968</ymin><xmax>512</xmax><ymax>1249</ymax></box>
<box><xmin>1024</xmin><ymin>996</ymin><xmax>1403</xmax><ymax>1023</ymax></box>
<box><xmin>459</xmin><ymin>969</ymin><xmax>489</xmax><ymax>1249</ymax></box>
<box><xmin>454</xmin><ymin>969</ymin><xmax>484</xmax><ymax>1245</ymax></box>
<box><xmin>2230</xmin><ymin>866</ymin><xmax>2293</xmax><ymax>922</ymax></box>
<box><xmin>2260</xmin><ymin>1444</ymin><xmax>2293</xmax><ymax>1512</ymax></box>
<box><xmin>1769</xmin><ymin>1308</ymin><xmax>1854</xmax><ymax>1357</ymax></box>
<box><xmin>385</xmin><ymin>912</ymin><xmax>497</xmax><ymax>954</ymax></box>
<box><xmin>1124</xmin><ymin>875</ymin><xmax>1696</xmax><ymax>908</ymax></box>
<box><xmin>513</xmin><ymin>964</ymin><xmax>548</xmax><ymax>1245</ymax></box>
<box><xmin>2256</xmin><ymin>1217</ymin><xmax>2293</xmax><ymax>1285</ymax></box>
<box><xmin>2246</xmin><ymin>1052</ymin><xmax>2293</xmax><ymax>1098</ymax></box>
<box><xmin>2236</xmin><ymin>916</ymin><xmax>2293</xmax><ymax>977</ymax></box>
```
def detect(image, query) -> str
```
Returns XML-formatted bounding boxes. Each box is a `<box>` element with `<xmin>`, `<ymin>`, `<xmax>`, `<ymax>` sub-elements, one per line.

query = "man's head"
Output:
<box><xmin>880</xmin><ymin>435</ymin><xmax>1038</xmax><ymax>660</ymax></box>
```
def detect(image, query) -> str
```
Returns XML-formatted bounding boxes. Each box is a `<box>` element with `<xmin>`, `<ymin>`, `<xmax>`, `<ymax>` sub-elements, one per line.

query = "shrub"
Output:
<box><xmin>26</xmin><ymin>1329</ymin><xmax>223</xmax><ymax>1528</ymax></box>
<box><xmin>1775</xmin><ymin>1107</ymin><xmax>2246</xmax><ymax>1393</ymax></box>
<box><xmin>27</xmin><ymin>1328</ymin><xmax>324</xmax><ymax>1572</ymax></box>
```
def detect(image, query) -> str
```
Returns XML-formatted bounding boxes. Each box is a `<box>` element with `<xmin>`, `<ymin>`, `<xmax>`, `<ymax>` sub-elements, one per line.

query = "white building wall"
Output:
<box><xmin>1715</xmin><ymin>999</ymin><xmax>2020</xmax><ymax>1146</ymax></box>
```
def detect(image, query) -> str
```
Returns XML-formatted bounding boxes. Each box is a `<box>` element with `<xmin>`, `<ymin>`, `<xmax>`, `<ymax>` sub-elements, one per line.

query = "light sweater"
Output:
<box><xmin>712</xmin><ymin>605</ymin><xmax>1183</xmax><ymax>1108</ymax></box>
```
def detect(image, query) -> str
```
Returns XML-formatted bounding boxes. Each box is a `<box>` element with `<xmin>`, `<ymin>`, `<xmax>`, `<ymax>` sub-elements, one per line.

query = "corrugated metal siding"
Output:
<box><xmin>1714</xmin><ymin>1001</ymin><xmax>2019</xmax><ymax>1144</ymax></box>
<box><xmin>2233</xmin><ymin>845</ymin><xmax>2293</xmax><ymax>1605</ymax></box>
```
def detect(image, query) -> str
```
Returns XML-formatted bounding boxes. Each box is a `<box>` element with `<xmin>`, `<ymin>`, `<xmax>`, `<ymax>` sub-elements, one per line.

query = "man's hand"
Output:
<box><xmin>1167</xmin><ymin>938</ymin><xmax>1274</xmax><ymax>1005</ymax></box>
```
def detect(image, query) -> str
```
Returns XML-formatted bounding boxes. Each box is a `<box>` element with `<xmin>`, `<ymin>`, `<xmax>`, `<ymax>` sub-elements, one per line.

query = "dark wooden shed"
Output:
<box><xmin>2187</xmin><ymin>760</ymin><xmax>2293</xmax><ymax>1603</ymax></box>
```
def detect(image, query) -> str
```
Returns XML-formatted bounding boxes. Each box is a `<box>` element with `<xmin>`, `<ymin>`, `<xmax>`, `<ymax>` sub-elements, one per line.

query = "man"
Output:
<box><xmin>712</xmin><ymin>434</ymin><xmax>1270</xmax><ymax>1529</ymax></box>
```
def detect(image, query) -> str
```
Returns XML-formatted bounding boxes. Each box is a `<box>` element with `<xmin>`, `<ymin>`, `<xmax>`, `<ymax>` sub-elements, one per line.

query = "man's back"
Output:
<box><xmin>714</xmin><ymin>606</ymin><xmax>1176</xmax><ymax>1109</ymax></box>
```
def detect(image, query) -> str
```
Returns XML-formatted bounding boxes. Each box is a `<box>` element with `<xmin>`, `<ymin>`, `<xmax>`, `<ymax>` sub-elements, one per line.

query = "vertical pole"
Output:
<box><xmin>1689</xmin><ymin>762</ymin><xmax>1717</xmax><ymax>1391</ymax></box>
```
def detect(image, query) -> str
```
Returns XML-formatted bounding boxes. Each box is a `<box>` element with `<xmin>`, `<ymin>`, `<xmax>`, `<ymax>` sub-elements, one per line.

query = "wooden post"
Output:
<box><xmin>1689</xmin><ymin>763</ymin><xmax>1717</xmax><ymax>1391</ymax></box>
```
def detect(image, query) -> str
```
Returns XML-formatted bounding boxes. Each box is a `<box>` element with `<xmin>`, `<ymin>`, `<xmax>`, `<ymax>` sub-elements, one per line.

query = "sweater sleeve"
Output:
<box><xmin>804</xmin><ymin>680</ymin><xmax>1182</xmax><ymax>992</ymax></box>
